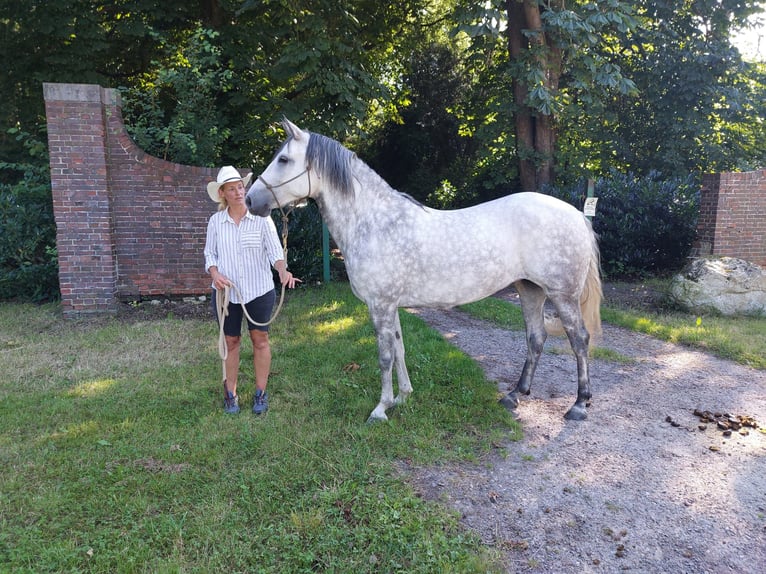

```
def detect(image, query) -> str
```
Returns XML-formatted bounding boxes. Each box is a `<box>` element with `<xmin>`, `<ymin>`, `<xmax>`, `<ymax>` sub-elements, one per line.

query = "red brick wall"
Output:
<box><xmin>44</xmin><ymin>83</ymin><xmax>217</xmax><ymax>315</ymax></box>
<box><xmin>694</xmin><ymin>170</ymin><xmax>766</xmax><ymax>267</ymax></box>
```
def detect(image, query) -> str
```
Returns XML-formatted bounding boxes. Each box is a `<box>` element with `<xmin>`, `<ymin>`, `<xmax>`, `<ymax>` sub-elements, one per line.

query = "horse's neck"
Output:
<box><xmin>316</xmin><ymin>160</ymin><xmax>394</xmax><ymax>251</ymax></box>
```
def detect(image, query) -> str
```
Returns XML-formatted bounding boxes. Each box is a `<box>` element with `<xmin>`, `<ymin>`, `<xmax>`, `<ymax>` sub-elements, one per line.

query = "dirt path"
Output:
<box><xmin>403</xmin><ymin>304</ymin><xmax>766</xmax><ymax>573</ymax></box>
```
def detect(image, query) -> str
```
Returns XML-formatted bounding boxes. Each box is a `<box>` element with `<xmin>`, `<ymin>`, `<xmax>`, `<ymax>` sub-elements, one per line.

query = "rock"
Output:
<box><xmin>670</xmin><ymin>257</ymin><xmax>766</xmax><ymax>316</ymax></box>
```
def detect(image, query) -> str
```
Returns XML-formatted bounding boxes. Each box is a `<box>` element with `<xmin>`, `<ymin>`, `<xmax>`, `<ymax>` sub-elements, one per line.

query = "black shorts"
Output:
<box><xmin>212</xmin><ymin>289</ymin><xmax>276</xmax><ymax>336</ymax></box>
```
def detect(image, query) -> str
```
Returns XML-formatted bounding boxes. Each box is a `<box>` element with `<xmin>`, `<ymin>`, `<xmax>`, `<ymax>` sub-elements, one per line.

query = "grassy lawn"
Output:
<box><xmin>0</xmin><ymin>283</ymin><xmax>518</xmax><ymax>574</ymax></box>
<box><xmin>460</xmin><ymin>290</ymin><xmax>766</xmax><ymax>370</ymax></box>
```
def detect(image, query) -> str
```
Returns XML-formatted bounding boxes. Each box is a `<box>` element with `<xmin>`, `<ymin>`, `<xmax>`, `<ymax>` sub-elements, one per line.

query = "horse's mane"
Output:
<box><xmin>306</xmin><ymin>132</ymin><xmax>356</xmax><ymax>197</ymax></box>
<box><xmin>305</xmin><ymin>131</ymin><xmax>423</xmax><ymax>208</ymax></box>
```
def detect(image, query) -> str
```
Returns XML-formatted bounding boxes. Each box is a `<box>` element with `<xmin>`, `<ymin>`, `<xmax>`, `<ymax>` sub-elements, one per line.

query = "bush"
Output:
<box><xmin>0</xmin><ymin>130</ymin><xmax>59</xmax><ymax>301</ymax></box>
<box><xmin>547</xmin><ymin>171</ymin><xmax>700</xmax><ymax>277</ymax></box>
<box><xmin>272</xmin><ymin>201</ymin><xmax>346</xmax><ymax>284</ymax></box>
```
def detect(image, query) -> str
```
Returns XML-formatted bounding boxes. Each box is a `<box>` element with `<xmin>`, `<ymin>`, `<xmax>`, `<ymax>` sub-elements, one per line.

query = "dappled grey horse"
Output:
<box><xmin>246</xmin><ymin>119</ymin><xmax>602</xmax><ymax>423</ymax></box>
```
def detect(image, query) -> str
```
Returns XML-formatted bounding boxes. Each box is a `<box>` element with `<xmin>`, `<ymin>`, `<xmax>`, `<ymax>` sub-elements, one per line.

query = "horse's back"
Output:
<box><xmin>375</xmin><ymin>192</ymin><xmax>593</xmax><ymax>307</ymax></box>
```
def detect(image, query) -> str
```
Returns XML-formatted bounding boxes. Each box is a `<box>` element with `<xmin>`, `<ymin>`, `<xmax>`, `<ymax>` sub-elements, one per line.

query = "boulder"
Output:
<box><xmin>670</xmin><ymin>257</ymin><xmax>766</xmax><ymax>316</ymax></box>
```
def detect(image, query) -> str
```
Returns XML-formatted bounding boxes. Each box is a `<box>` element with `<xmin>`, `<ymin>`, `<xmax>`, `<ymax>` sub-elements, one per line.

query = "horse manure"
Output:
<box><xmin>691</xmin><ymin>409</ymin><xmax>759</xmax><ymax>439</ymax></box>
<box><xmin>665</xmin><ymin>415</ymin><xmax>683</xmax><ymax>428</ymax></box>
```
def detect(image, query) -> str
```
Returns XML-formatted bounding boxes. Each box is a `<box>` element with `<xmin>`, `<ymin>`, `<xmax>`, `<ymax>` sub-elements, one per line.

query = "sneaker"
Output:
<box><xmin>223</xmin><ymin>390</ymin><xmax>240</xmax><ymax>414</ymax></box>
<box><xmin>252</xmin><ymin>389</ymin><xmax>269</xmax><ymax>415</ymax></box>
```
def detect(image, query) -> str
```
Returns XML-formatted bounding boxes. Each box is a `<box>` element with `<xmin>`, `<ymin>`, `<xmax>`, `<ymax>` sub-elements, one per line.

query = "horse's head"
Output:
<box><xmin>246</xmin><ymin>119</ymin><xmax>313</xmax><ymax>216</ymax></box>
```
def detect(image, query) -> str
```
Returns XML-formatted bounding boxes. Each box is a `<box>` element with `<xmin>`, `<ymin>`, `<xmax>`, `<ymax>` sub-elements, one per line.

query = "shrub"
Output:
<box><xmin>547</xmin><ymin>171</ymin><xmax>700</xmax><ymax>277</ymax></box>
<box><xmin>272</xmin><ymin>201</ymin><xmax>346</xmax><ymax>284</ymax></box>
<box><xmin>0</xmin><ymin>129</ymin><xmax>59</xmax><ymax>301</ymax></box>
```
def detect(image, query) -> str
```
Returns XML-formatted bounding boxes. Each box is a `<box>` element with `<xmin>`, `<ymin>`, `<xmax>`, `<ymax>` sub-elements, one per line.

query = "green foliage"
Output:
<box><xmin>0</xmin><ymin>129</ymin><xmax>58</xmax><ymax>301</ymax></box>
<box><xmin>273</xmin><ymin>201</ymin><xmax>346</xmax><ymax>284</ymax></box>
<box><xmin>547</xmin><ymin>171</ymin><xmax>700</xmax><ymax>277</ymax></box>
<box><xmin>120</xmin><ymin>27</ymin><xmax>233</xmax><ymax>167</ymax></box>
<box><xmin>591</xmin><ymin>1</ymin><xmax>766</xmax><ymax>176</ymax></box>
<box><xmin>1</xmin><ymin>0</ymin><xmax>764</xmax><ymax>301</ymax></box>
<box><xmin>361</xmin><ymin>42</ymin><xmax>478</xmax><ymax>204</ymax></box>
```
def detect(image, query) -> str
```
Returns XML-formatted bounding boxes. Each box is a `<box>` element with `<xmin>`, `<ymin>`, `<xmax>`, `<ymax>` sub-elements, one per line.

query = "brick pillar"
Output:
<box><xmin>44</xmin><ymin>83</ymin><xmax>118</xmax><ymax>315</ymax></box>
<box><xmin>692</xmin><ymin>173</ymin><xmax>720</xmax><ymax>258</ymax></box>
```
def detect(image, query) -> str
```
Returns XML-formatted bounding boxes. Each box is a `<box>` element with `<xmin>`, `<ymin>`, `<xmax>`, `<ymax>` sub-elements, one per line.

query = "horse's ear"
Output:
<box><xmin>282</xmin><ymin>118</ymin><xmax>307</xmax><ymax>141</ymax></box>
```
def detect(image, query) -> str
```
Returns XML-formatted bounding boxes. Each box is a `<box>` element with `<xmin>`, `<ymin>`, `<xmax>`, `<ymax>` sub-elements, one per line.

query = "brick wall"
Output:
<box><xmin>44</xmin><ymin>83</ymin><xmax>217</xmax><ymax>315</ymax></box>
<box><xmin>694</xmin><ymin>170</ymin><xmax>766</xmax><ymax>267</ymax></box>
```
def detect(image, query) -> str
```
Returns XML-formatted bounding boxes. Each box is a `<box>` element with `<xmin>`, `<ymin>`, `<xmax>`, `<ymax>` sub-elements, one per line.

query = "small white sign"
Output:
<box><xmin>584</xmin><ymin>197</ymin><xmax>598</xmax><ymax>217</ymax></box>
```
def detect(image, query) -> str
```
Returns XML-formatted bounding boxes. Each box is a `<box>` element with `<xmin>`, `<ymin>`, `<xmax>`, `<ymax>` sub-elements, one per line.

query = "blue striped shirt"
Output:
<box><xmin>204</xmin><ymin>210</ymin><xmax>285</xmax><ymax>304</ymax></box>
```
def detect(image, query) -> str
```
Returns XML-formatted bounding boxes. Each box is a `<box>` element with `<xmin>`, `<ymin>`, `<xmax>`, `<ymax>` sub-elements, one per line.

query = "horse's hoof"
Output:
<box><xmin>564</xmin><ymin>404</ymin><xmax>588</xmax><ymax>421</ymax></box>
<box><xmin>366</xmin><ymin>415</ymin><xmax>388</xmax><ymax>425</ymax></box>
<box><xmin>499</xmin><ymin>393</ymin><xmax>519</xmax><ymax>411</ymax></box>
<box><xmin>393</xmin><ymin>393</ymin><xmax>410</xmax><ymax>406</ymax></box>
<box><xmin>366</xmin><ymin>408</ymin><xmax>389</xmax><ymax>424</ymax></box>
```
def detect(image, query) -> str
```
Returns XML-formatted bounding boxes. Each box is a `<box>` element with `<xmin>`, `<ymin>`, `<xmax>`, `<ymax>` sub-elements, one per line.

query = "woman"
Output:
<box><xmin>204</xmin><ymin>166</ymin><xmax>300</xmax><ymax>414</ymax></box>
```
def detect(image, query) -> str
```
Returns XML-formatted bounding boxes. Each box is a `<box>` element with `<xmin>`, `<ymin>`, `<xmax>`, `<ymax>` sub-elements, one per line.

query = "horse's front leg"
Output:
<box><xmin>367</xmin><ymin>304</ymin><xmax>400</xmax><ymax>423</ymax></box>
<box><xmin>501</xmin><ymin>281</ymin><xmax>547</xmax><ymax>411</ymax></box>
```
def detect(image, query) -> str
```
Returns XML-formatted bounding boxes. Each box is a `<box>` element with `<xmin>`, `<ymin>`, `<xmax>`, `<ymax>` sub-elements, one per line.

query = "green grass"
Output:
<box><xmin>458</xmin><ymin>291</ymin><xmax>765</xmax><ymax>370</ymax></box>
<box><xmin>0</xmin><ymin>284</ymin><xmax>517</xmax><ymax>573</ymax></box>
<box><xmin>601</xmin><ymin>307</ymin><xmax>766</xmax><ymax>369</ymax></box>
<box><xmin>458</xmin><ymin>298</ymin><xmax>526</xmax><ymax>330</ymax></box>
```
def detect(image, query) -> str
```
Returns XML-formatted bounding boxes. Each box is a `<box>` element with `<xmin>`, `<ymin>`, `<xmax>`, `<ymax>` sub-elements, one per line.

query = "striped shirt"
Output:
<box><xmin>204</xmin><ymin>209</ymin><xmax>285</xmax><ymax>304</ymax></box>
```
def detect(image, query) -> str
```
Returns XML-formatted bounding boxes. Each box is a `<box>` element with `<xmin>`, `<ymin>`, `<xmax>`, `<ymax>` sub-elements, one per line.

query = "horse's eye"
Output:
<box><xmin>278</xmin><ymin>155</ymin><xmax>289</xmax><ymax>164</ymax></box>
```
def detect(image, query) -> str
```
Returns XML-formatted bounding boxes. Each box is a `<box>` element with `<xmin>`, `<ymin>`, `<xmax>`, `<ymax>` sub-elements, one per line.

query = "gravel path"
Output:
<box><xmin>402</xmin><ymin>304</ymin><xmax>766</xmax><ymax>573</ymax></box>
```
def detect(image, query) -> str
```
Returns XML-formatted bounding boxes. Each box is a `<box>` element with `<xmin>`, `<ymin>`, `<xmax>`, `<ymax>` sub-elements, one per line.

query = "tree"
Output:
<box><xmin>597</xmin><ymin>0</ymin><xmax>766</xmax><ymax>175</ymax></box>
<box><xmin>455</xmin><ymin>1</ymin><xmax>638</xmax><ymax>191</ymax></box>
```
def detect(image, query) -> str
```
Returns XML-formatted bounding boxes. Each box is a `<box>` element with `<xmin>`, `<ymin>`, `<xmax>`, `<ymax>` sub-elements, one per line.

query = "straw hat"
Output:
<box><xmin>206</xmin><ymin>166</ymin><xmax>253</xmax><ymax>202</ymax></box>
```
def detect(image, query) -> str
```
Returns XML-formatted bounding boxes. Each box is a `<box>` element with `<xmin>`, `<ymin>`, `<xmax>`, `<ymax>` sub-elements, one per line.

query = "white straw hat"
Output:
<box><xmin>206</xmin><ymin>166</ymin><xmax>253</xmax><ymax>202</ymax></box>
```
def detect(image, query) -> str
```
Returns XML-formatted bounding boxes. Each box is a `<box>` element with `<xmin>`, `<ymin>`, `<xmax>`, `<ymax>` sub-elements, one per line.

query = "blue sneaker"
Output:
<box><xmin>223</xmin><ymin>389</ymin><xmax>240</xmax><ymax>414</ymax></box>
<box><xmin>252</xmin><ymin>389</ymin><xmax>269</xmax><ymax>415</ymax></box>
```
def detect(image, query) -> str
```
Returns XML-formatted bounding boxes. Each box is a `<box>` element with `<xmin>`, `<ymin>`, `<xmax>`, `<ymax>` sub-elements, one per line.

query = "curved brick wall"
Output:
<box><xmin>44</xmin><ymin>83</ymin><xmax>217</xmax><ymax>315</ymax></box>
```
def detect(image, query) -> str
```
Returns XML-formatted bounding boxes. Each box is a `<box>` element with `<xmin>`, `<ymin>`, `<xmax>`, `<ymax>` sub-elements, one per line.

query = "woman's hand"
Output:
<box><xmin>210</xmin><ymin>269</ymin><xmax>231</xmax><ymax>291</ymax></box>
<box><xmin>279</xmin><ymin>270</ymin><xmax>302</xmax><ymax>289</ymax></box>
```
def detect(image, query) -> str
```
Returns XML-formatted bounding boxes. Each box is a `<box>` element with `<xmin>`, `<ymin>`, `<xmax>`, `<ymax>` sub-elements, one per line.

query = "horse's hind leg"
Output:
<box><xmin>392</xmin><ymin>311</ymin><xmax>412</xmax><ymax>406</ymax></box>
<box><xmin>500</xmin><ymin>280</ymin><xmax>547</xmax><ymax>411</ymax></box>
<box><xmin>548</xmin><ymin>294</ymin><xmax>591</xmax><ymax>421</ymax></box>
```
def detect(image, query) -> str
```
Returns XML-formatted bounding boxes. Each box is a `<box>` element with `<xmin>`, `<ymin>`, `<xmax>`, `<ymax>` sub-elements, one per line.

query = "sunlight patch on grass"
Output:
<box><xmin>314</xmin><ymin>315</ymin><xmax>360</xmax><ymax>336</ymax></box>
<box><xmin>66</xmin><ymin>378</ymin><xmax>117</xmax><ymax>398</ymax></box>
<box><xmin>49</xmin><ymin>420</ymin><xmax>100</xmax><ymax>441</ymax></box>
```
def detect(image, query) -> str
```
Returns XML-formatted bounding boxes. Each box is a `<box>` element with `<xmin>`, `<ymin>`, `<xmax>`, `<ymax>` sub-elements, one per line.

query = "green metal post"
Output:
<box><xmin>322</xmin><ymin>222</ymin><xmax>331</xmax><ymax>283</ymax></box>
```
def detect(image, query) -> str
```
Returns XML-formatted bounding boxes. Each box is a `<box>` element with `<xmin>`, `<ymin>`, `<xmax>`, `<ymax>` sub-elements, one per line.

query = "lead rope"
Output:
<box><xmin>216</xmin><ymin>167</ymin><xmax>312</xmax><ymax>384</ymax></box>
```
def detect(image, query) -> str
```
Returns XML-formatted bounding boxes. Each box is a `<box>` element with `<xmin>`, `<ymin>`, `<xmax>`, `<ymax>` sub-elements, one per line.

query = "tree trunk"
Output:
<box><xmin>505</xmin><ymin>0</ymin><xmax>560</xmax><ymax>191</ymax></box>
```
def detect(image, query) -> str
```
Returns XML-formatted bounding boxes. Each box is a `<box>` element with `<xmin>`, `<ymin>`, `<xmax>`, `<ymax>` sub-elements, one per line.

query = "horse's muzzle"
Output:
<box><xmin>245</xmin><ymin>187</ymin><xmax>271</xmax><ymax>217</ymax></box>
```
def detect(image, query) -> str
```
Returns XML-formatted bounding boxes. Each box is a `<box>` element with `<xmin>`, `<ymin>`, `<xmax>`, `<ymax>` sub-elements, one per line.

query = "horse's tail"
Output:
<box><xmin>544</xmin><ymin>221</ymin><xmax>602</xmax><ymax>348</ymax></box>
<box><xmin>580</xmin><ymin>225</ymin><xmax>603</xmax><ymax>346</ymax></box>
